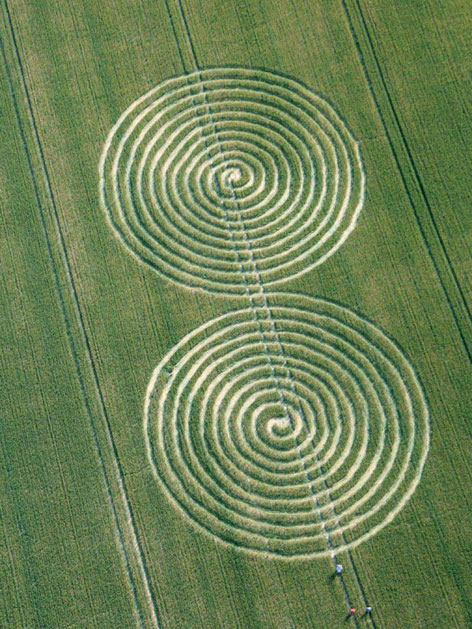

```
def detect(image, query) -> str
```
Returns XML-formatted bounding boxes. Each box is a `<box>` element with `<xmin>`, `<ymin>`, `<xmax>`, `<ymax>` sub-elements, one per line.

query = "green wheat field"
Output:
<box><xmin>1</xmin><ymin>1</ymin><xmax>471</xmax><ymax>627</ymax></box>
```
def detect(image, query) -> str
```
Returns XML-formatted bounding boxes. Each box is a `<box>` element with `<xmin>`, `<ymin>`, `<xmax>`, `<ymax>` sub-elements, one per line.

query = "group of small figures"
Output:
<box><xmin>335</xmin><ymin>564</ymin><xmax>373</xmax><ymax>617</ymax></box>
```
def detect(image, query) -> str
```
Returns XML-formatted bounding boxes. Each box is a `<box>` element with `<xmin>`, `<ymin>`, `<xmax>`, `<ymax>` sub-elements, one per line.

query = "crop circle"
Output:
<box><xmin>100</xmin><ymin>68</ymin><xmax>365</xmax><ymax>293</ymax></box>
<box><xmin>144</xmin><ymin>294</ymin><xmax>429</xmax><ymax>557</ymax></box>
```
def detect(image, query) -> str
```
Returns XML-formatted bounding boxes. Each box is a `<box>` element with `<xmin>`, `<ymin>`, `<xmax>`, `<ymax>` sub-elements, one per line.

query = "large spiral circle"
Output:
<box><xmin>99</xmin><ymin>68</ymin><xmax>365</xmax><ymax>294</ymax></box>
<box><xmin>144</xmin><ymin>294</ymin><xmax>429</xmax><ymax>558</ymax></box>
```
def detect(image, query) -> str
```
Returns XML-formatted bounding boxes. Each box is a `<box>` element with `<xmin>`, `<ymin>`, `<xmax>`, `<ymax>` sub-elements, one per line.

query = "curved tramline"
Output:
<box><xmin>99</xmin><ymin>67</ymin><xmax>429</xmax><ymax>560</ymax></box>
<box><xmin>99</xmin><ymin>68</ymin><xmax>365</xmax><ymax>293</ymax></box>
<box><xmin>144</xmin><ymin>295</ymin><xmax>429</xmax><ymax>557</ymax></box>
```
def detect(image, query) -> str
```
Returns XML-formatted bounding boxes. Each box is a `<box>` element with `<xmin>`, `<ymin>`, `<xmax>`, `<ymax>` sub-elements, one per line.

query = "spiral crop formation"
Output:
<box><xmin>144</xmin><ymin>295</ymin><xmax>429</xmax><ymax>557</ymax></box>
<box><xmin>99</xmin><ymin>68</ymin><xmax>365</xmax><ymax>293</ymax></box>
<box><xmin>100</xmin><ymin>68</ymin><xmax>430</xmax><ymax>558</ymax></box>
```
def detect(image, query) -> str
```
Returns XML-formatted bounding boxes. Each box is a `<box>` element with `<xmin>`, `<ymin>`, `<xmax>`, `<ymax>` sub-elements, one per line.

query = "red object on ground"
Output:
<box><xmin>349</xmin><ymin>608</ymin><xmax>356</xmax><ymax>615</ymax></box>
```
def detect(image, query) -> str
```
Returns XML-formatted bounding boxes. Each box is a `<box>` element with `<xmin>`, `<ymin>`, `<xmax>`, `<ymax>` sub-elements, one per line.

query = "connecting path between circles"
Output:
<box><xmin>99</xmin><ymin>67</ymin><xmax>430</xmax><ymax>563</ymax></box>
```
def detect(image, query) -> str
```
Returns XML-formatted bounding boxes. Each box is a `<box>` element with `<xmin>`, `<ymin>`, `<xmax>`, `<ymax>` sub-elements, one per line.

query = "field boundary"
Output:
<box><xmin>1</xmin><ymin>3</ymin><xmax>160</xmax><ymax>627</ymax></box>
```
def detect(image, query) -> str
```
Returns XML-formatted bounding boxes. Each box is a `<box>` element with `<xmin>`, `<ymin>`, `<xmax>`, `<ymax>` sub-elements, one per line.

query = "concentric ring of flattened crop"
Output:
<box><xmin>144</xmin><ymin>294</ymin><xmax>429</xmax><ymax>557</ymax></box>
<box><xmin>99</xmin><ymin>68</ymin><xmax>365</xmax><ymax>294</ymax></box>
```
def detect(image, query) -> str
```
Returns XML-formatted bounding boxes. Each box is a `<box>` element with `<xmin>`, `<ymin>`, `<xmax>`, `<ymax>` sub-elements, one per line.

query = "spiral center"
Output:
<box><xmin>266</xmin><ymin>416</ymin><xmax>291</xmax><ymax>437</ymax></box>
<box><xmin>225</xmin><ymin>166</ymin><xmax>242</xmax><ymax>185</ymax></box>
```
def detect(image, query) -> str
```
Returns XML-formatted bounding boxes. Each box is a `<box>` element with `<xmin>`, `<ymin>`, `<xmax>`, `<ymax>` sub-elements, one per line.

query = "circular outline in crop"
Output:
<box><xmin>144</xmin><ymin>294</ymin><xmax>430</xmax><ymax>558</ymax></box>
<box><xmin>99</xmin><ymin>68</ymin><xmax>365</xmax><ymax>294</ymax></box>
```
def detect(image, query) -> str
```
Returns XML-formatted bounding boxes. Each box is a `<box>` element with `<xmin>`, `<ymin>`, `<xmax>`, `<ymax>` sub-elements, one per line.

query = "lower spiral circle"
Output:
<box><xmin>144</xmin><ymin>294</ymin><xmax>429</xmax><ymax>558</ymax></box>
